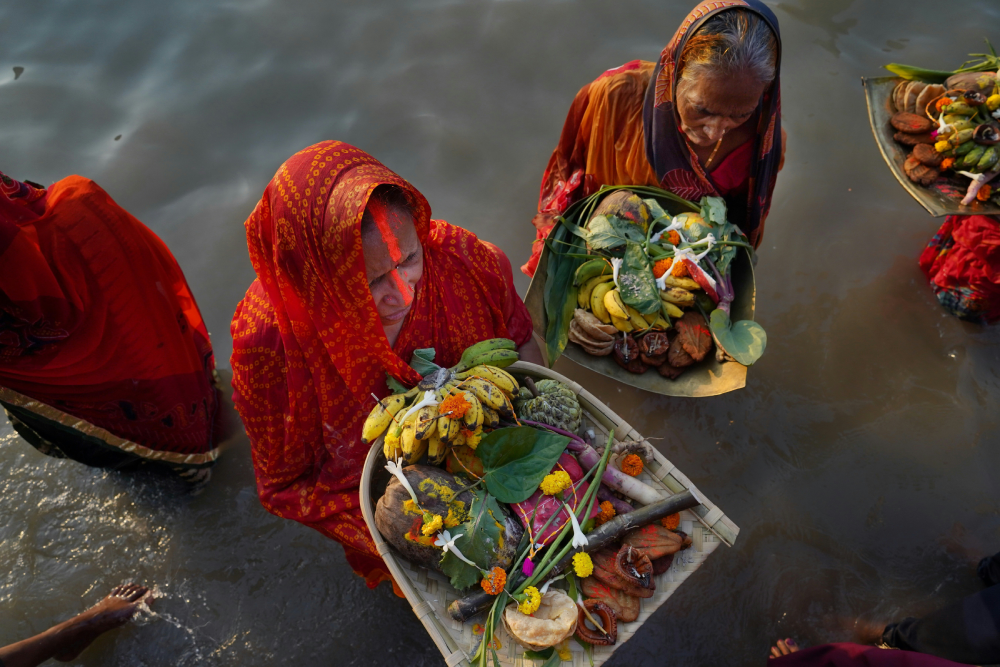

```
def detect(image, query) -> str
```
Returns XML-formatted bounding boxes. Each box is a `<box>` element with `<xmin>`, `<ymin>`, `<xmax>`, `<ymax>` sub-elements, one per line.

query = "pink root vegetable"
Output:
<box><xmin>597</xmin><ymin>485</ymin><xmax>634</xmax><ymax>515</ymax></box>
<box><xmin>961</xmin><ymin>170</ymin><xmax>1000</xmax><ymax>205</ymax></box>
<box><xmin>568</xmin><ymin>441</ymin><xmax>662</xmax><ymax>506</ymax></box>
<box><xmin>512</xmin><ymin>453</ymin><xmax>598</xmax><ymax>545</ymax></box>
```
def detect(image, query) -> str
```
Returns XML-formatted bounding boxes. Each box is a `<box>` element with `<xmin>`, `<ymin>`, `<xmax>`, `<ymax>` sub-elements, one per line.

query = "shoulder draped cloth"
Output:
<box><xmin>523</xmin><ymin>0</ymin><xmax>782</xmax><ymax>277</ymax></box>
<box><xmin>0</xmin><ymin>171</ymin><xmax>219</xmax><ymax>461</ymax></box>
<box><xmin>230</xmin><ymin>141</ymin><xmax>533</xmax><ymax>588</ymax></box>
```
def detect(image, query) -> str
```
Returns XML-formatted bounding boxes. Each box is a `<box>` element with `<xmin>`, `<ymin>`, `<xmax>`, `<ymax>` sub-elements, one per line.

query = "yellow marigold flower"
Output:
<box><xmin>661</xmin><ymin>512</ymin><xmax>680</xmax><ymax>530</ymax></box>
<box><xmin>652</xmin><ymin>257</ymin><xmax>673</xmax><ymax>278</ymax></box>
<box><xmin>556</xmin><ymin>641</ymin><xmax>572</xmax><ymax>661</ymax></box>
<box><xmin>988</xmin><ymin>94</ymin><xmax>1000</xmax><ymax>111</ymax></box>
<box><xmin>621</xmin><ymin>453</ymin><xmax>644</xmax><ymax>477</ymax></box>
<box><xmin>439</xmin><ymin>392</ymin><xmax>471</xmax><ymax>420</ymax></box>
<box><xmin>518</xmin><ymin>586</ymin><xmax>541</xmax><ymax>615</ymax></box>
<box><xmin>385</xmin><ymin>428</ymin><xmax>401</xmax><ymax>449</ymax></box>
<box><xmin>464</xmin><ymin>430</ymin><xmax>482</xmax><ymax>450</ymax></box>
<box><xmin>444</xmin><ymin>507</ymin><xmax>462</xmax><ymax>528</ymax></box>
<box><xmin>539</xmin><ymin>470</ymin><xmax>572</xmax><ymax>495</ymax></box>
<box><xmin>595</xmin><ymin>500</ymin><xmax>616</xmax><ymax>526</ymax></box>
<box><xmin>480</xmin><ymin>566</ymin><xmax>507</xmax><ymax>595</ymax></box>
<box><xmin>572</xmin><ymin>552</ymin><xmax>594</xmax><ymax>578</ymax></box>
<box><xmin>403</xmin><ymin>499</ymin><xmax>418</xmax><ymax>514</ymax></box>
<box><xmin>421</xmin><ymin>513</ymin><xmax>443</xmax><ymax>536</ymax></box>
<box><xmin>934</xmin><ymin>140</ymin><xmax>952</xmax><ymax>153</ymax></box>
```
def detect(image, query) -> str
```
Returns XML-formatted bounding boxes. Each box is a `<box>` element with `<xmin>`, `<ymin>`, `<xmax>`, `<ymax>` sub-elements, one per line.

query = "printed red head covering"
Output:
<box><xmin>0</xmin><ymin>171</ymin><xmax>218</xmax><ymax>461</ymax></box>
<box><xmin>642</xmin><ymin>0</ymin><xmax>782</xmax><ymax>247</ymax></box>
<box><xmin>231</xmin><ymin>141</ymin><xmax>532</xmax><ymax>587</ymax></box>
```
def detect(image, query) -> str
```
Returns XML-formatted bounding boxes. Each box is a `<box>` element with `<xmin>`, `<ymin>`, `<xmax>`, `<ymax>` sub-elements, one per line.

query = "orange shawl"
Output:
<box><xmin>0</xmin><ymin>172</ymin><xmax>218</xmax><ymax>462</ymax></box>
<box><xmin>230</xmin><ymin>141</ymin><xmax>533</xmax><ymax>587</ymax></box>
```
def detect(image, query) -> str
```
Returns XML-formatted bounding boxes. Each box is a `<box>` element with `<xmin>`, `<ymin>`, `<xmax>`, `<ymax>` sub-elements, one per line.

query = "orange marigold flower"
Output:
<box><xmin>481</xmin><ymin>566</ymin><xmax>507</xmax><ymax>595</ymax></box>
<box><xmin>670</xmin><ymin>260</ymin><xmax>690</xmax><ymax>278</ymax></box>
<box><xmin>940</xmin><ymin>157</ymin><xmax>955</xmax><ymax>170</ymax></box>
<box><xmin>978</xmin><ymin>184</ymin><xmax>993</xmax><ymax>202</ymax></box>
<box><xmin>666</xmin><ymin>230</ymin><xmax>681</xmax><ymax>245</ymax></box>
<box><xmin>621</xmin><ymin>453</ymin><xmax>643</xmax><ymax>477</ymax></box>
<box><xmin>595</xmin><ymin>500</ymin><xmax>616</xmax><ymax>526</ymax></box>
<box><xmin>439</xmin><ymin>392</ymin><xmax>471</xmax><ymax>419</ymax></box>
<box><xmin>661</xmin><ymin>513</ymin><xmax>680</xmax><ymax>530</ymax></box>
<box><xmin>935</xmin><ymin>97</ymin><xmax>950</xmax><ymax>112</ymax></box>
<box><xmin>652</xmin><ymin>258</ymin><xmax>673</xmax><ymax>278</ymax></box>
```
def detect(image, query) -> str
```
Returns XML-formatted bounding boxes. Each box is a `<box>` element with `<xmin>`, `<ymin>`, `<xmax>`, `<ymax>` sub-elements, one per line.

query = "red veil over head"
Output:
<box><xmin>231</xmin><ymin>141</ymin><xmax>532</xmax><ymax>587</ymax></box>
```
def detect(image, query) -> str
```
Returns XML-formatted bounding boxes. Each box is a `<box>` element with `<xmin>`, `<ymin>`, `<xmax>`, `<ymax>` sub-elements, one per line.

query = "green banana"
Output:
<box><xmin>466</xmin><ymin>347</ymin><xmax>519</xmax><ymax>369</ymax></box>
<box><xmin>955</xmin><ymin>140</ymin><xmax>977</xmax><ymax>157</ymax></box>
<box><xmin>573</xmin><ymin>258</ymin><xmax>612</xmax><ymax>286</ymax></box>
<box><xmin>976</xmin><ymin>146</ymin><xmax>999</xmax><ymax>172</ymax></box>
<box><xmin>577</xmin><ymin>274</ymin><xmax>614</xmax><ymax>309</ymax></box>
<box><xmin>454</xmin><ymin>338</ymin><xmax>516</xmax><ymax>372</ymax></box>
<box><xmin>961</xmin><ymin>144</ymin><xmax>987</xmax><ymax>170</ymax></box>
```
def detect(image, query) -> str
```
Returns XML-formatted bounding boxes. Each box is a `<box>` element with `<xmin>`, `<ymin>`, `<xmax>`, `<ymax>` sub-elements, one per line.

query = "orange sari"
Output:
<box><xmin>230</xmin><ymin>141</ymin><xmax>533</xmax><ymax>588</ymax></box>
<box><xmin>0</xmin><ymin>171</ymin><xmax>219</xmax><ymax>464</ymax></box>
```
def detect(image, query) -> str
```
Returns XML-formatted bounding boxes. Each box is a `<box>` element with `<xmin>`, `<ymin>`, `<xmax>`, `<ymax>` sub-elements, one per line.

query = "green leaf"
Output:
<box><xmin>618</xmin><ymin>242</ymin><xmax>660</xmax><ymax>314</ymax></box>
<box><xmin>385</xmin><ymin>373</ymin><xmax>408</xmax><ymax>394</ymax></box>
<box><xmin>541</xmin><ymin>652</ymin><xmax>562</xmax><ymax>667</ymax></box>
<box><xmin>524</xmin><ymin>648</ymin><xmax>555</xmax><ymax>661</ymax></box>
<box><xmin>440</xmin><ymin>488</ymin><xmax>506</xmax><ymax>590</ymax></box>
<box><xmin>476</xmin><ymin>426</ymin><xmax>569</xmax><ymax>503</ymax></box>
<box><xmin>709</xmin><ymin>309</ymin><xmax>767</xmax><ymax>366</ymax></box>
<box><xmin>543</xmin><ymin>224</ymin><xmax>585</xmax><ymax>364</ymax></box>
<box><xmin>642</xmin><ymin>198</ymin><xmax>673</xmax><ymax>226</ymax></box>
<box><xmin>700</xmin><ymin>196</ymin><xmax>728</xmax><ymax>226</ymax></box>
<box><xmin>584</xmin><ymin>214</ymin><xmax>646</xmax><ymax>251</ymax></box>
<box><xmin>409</xmin><ymin>348</ymin><xmax>441</xmax><ymax>377</ymax></box>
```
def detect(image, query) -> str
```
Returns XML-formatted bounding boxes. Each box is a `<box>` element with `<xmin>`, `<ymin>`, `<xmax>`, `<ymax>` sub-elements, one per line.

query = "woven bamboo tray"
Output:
<box><xmin>359</xmin><ymin>361</ymin><xmax>739</xmax><ymax>667</ymax></box>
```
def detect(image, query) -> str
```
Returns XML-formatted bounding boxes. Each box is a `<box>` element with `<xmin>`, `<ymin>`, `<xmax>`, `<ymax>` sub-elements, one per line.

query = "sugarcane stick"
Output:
<box><xmin>447</xmin><ymin>489</ymin><xmax>701</xmax><ymax>622</ymax></box>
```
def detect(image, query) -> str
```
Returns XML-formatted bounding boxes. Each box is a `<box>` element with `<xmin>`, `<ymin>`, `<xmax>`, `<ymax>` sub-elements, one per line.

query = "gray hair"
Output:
<box><xmin>680</xmin><ymin>9</ymin><xmax>777</xmax><ymax>85</ymax></box>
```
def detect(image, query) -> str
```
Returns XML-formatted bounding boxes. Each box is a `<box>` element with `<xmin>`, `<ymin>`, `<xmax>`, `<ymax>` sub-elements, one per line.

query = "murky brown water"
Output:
<box><xmin>3</xmin><ymin>0</ymin><xmax>1000</xmax><ymax>665</ymax></box>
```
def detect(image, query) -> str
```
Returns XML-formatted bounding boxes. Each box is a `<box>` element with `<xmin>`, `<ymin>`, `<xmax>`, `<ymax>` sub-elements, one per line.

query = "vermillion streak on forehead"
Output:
<box><xmin>367</xmin><ymin>197</ymin><xmax>403</xmax><ymax>264</ymax></box>
<box><xmin>390</xmin><ymin>269</ymin><xmax>414</xmax><ymax>306</ymax></box>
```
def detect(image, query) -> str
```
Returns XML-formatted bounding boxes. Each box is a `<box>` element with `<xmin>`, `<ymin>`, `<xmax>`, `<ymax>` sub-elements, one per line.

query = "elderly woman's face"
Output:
<box><xmin>675</xmin><ymin>73</ymin><xmax>768</xmax><ymax>146</ymax></box>
<box><xmin>363</xmin><ymin>208</ymin><xmax>423</xmax><ymax>330</ymax></box>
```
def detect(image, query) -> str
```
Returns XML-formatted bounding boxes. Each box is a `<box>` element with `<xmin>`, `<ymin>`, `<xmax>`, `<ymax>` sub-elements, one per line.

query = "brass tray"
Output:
<box><xmin>862</xmin><ymin>76</ymin><xmax>1000</xmax><ymax>217</ymax></box>
<box><xmin>525</xmin><ymin>238</ymin><xmax>755</xmax><ymax>398</ymax></box>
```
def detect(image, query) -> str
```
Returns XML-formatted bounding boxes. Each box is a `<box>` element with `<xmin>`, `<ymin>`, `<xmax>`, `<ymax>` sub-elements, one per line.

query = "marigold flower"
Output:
<box><xmin>652</xmin><ymin>257</ymin><xmax>673</xmax><ymax>278</ymax></box>
<box><xmin>661</xmin><ymin>512</ymin><xmax>680</xmax><ymax>530</ymax></box>
<box><xmin>934</xmin><ymin>140</ymin><xmax>952</xmax><ymax>154</ymax></box>
<box><xmin>978</xmin><ymin>184</ymin><xmax>993</xmax><ymax>202</ymax></box>
<box><xmin>595</xmin><ymin>500</ymin><xmax>616</xmax><ymax>526</ymax></box>
<box><xmin>557</xmin><ymin>641</ymin><xmax>572</xmax><ymax>661</ymax></box>
<box><xmin>670</xmin><ymin>260</ymin><xmax>690</xmax><ymax>278</ymax></box>
<box><xmin>481</xmin><ymin>566</ymin><xmax>507</xmax><ymax>595</ymax></box>
<box><xmin>572</xmin><ymin>552</ymin><xmax>594</xmax><ymax>578</ymax></box>
<box><xmin>666</xmin><ymin>230</ymin><xmax>681</xmax><ymax>245</ymax></box>
<box><xmin>935</xmin><ymin>97</ymin><xmax>951</xmax><ymax>112</ymax></box>
<box><xmin>940</xmin><ymin>157</ymin><xmax>955</xmax><ymax>170</ymax></box>
<box><xmin>620</xmin><ymin>453</ymin><xmax>644</xmax><ymax>477</ymax></box>
<box><xmin>444</xmin><ymin>507</ymin><xmax>462</xmax><ymax>528</ymax></box>
<box><xmin>439</xmin><ymin>392</ymin><xmax>471</xmax><ymax>420</ymax></box>
<box><xmin>464</xmin><ymin>430</ymin><xmax>482</xmax><ymax>450</ymax></box>
<box><xmin>539</xmin><ymin>470</ymin><xmax>572</xmax><ymax>495</ymax></box>
<box><xmin>421</xmin><ymin>513</ymin><xmax>443</xmax><ymax>536</ymax></box>
<box><xmin>518</xmin><ymin>586</ymin><xmax>541</xmax><ymax>615</ymax></box>
<box><xmin>403</xmin><ymin>499</ymin><xmax>418</xmax><ymax>514</ymax></box>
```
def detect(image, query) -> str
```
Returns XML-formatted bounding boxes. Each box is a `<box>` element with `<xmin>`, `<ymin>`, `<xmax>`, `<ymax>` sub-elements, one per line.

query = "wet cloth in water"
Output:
<box><xmin>230</xmin><ymin>141</ymin><xmax>533</xmax><ymax>588</ymax></box>
<box><xmin>918</xmin><ymin>214</ymin><xmax>1000</xmax><ymax>324</ymax></box>
<box><xmin>523</xmin><ymin>0</ymin><xmax>782</xmax><ymax>276</ymax></box>
<box><xmin>0</xmin><ymin>171</ymin><xmax>220</xmax><ymax>469</ymax></box>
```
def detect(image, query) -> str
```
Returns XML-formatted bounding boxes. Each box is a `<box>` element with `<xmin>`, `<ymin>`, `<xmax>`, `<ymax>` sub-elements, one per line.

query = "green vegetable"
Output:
<box><xmin>885</xmin><ymin>39</ymin><xmax>1000</xmax><ymax>82</ymax></box>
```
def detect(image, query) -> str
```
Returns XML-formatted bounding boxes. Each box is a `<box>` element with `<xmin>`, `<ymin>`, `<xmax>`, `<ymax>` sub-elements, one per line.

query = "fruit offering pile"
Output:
<box><xmin>548</xmin><ymin>187</ymin><xmax>766</xmax><ymax>379</ymax></box>
<box><xmin>367</xmin><ymin>337</ymin><xmax>698</xmax><ymax>662</ymax></box>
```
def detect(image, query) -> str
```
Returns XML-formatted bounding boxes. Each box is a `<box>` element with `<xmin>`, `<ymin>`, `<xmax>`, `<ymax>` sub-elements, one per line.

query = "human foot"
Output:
<box><xmin>768</xmin><ymin>638</ymin><xmax>799</xmax><ymax>659</ymax></box>
<box><xmin>52</xmin><ymin>584</ymin><xmax>151</xmax><ymax>662</ymax></box>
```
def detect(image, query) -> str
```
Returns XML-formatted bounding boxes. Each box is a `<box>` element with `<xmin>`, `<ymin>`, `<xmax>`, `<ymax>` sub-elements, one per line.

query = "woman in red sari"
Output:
<box><xmin>230</xmin><ymin>141</ymin><xmax>540</xmax><ymax>588</ymax></box>
<box><xmin>0</xmin><ymin>171</ymin><xmax>221</xmax><ymax>481</ymax></box>
<box><xmin>523</xmin><ymin>0</ymin><xmax>784</xmax><ymax>277</ymax></box>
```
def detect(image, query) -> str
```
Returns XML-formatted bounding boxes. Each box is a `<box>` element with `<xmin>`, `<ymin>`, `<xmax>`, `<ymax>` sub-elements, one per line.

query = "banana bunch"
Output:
<box><xmin>360</xmin><ymin>339</ymin><xmax>522</xmax><ymax>466</ymax></box>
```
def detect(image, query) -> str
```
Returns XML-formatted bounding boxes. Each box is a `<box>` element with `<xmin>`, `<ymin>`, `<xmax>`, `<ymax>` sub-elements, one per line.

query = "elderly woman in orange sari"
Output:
<box><xmin>523</xmin><ymin>0</ymin><xmax>784</xmax><ymax>277</ymax></box>
<box><xmin>230</xmin><ymin>141</ymin><xmax>541</xmax><ymax>589</ymax></box>
<box><xmin>0</xmin><ymin>171</ymin><xmax>221</xmax><ymax>482</ymax></box>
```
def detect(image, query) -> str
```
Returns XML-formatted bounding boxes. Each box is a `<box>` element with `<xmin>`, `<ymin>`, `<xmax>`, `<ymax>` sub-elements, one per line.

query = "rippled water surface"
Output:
<box><xmin>3</xmin><ymin>1</ymin><xmax>1000</xmax><ymax>665</ymax></box>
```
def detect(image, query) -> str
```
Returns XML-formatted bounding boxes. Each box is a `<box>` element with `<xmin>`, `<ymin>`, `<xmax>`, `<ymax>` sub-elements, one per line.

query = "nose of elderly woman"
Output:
<box><xmin>385</xmin><ymin>268</ymin><xmax>417</xmax><ymax>308</ymax></box>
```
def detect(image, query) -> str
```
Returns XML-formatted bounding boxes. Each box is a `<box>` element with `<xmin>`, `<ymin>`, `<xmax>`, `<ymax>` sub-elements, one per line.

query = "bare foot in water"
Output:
<box><xmin>53</xmin><ymin>584</ymin><xmax>151</xmax><ymax>661</ymax></box>
<box><xmin>0</xmin><ymin>583</ymin><xmax>151</xmax><ymax>667</ymax></box>
<box><xmin>769</xmin><ymin>638</ymin><xmax>800</xmax><ymax>659</ymax></box>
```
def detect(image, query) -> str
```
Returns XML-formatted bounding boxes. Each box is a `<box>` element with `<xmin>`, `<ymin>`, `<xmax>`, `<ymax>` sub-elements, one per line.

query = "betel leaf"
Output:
<box><xmin>476</xmin><ymin>426</ymin><xmax>569</xmax><ymax>503</ymax></box>
<box><xmin>584</xmin><ymin>214</ymin><xmax>646</xmax><ymax>251</ymax></box>
<box><xmin>409</xmin><ymin>348</ymin><xmax>441</xmax><ymax>377</ymax></box>
<box><xmin>440</xmin><ymin>487</ymin><xmax>506</xmax><ymax>590</ymax></box>
<box><xmin>618</xmin><ymin>241</ymin><xmax>660</xmax><ymax>315</ymax></box>
<box><xmin>709</xmin><ymin>309</ymin><xmax>767</xmax><ymax>366</ymax></box>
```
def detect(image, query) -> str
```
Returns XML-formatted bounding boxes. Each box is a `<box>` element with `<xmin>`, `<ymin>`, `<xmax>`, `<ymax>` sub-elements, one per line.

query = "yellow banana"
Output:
<box><xmin>438</xmin><ymin>410</ymin><xmax>463</xmax><ymax>445</ymax></box>
<box><xmin>462</xmin><ymin>376</ymin><xmax>507</xmax><ymax>410</ymax></box>
<box><xmin>611</xmin><ymin>314</ymin><xmax>634</xmax><ymax>333</ymax></box>
<box><xmin>453</xmin><ymin>429</ymin><xmax>467</xmax><ymax>447</ymax></box>
<box><xmin>427</xmin><ymin>432</ymin><xmax>448</xmax><ymax>465</ymax></box>
<box><xmin>577</xmin><ymin>274</ymin><xmax>614</xmax><ymax>309</ymax></box>
<box><xmin>482</xmin><ymin>405</ymin><xmax>500</xmax><ymax>430</ymax></box>
<box><xmin>361</xmin><ymin>393</ymin><xmax>409</xmax><ymax>445</ymax></box>
<box><xmin>626</xmin><ymin>305</ymin><xmax>649</xmax><ymax>331</ymax></box>
<box><xmin>414</xmin><ymin>403</ymin><xmax>438</xmax><ymax>440</ymax></box>
<box><xmin>462</xmin><ymin>392</ymin><xmax>484</xmax><ymax>432</ymax></box>
<box><xmin>660</xmin><ymin>287</ymin><xmax>695</xmax><ymax>306</ymax></box>
<box><xmin>641</xmin><ymin>310</ymin><xmax>658</xmax><ymax>327</ymax></box>
<box><xmin>457</xmin><ymin>365</ymin><xmax>519</xmax><ymax>397</ymax></box>
<box><xmin>402</xmin><ymin>437</ymin><xmax>428</xmax><ymax>466</ymax></box>
<box><xmin>603</xmin><ymin>289</ymin><xmax>629</xmax><ymax>320</ymax></box>
<box><xmin>660</xmin><ymin>299</ymin><xmax>684</xmax><ymax>319</ymax></box>
<box><xmin>383</xmin><ymin>427</ymin><xmax>403</xmax><ymax>460</ymax></box>
<box><xmin>660</xmin><ymin>275</ymin><xmax>701</xmax><ymax>291</ymax></box>
<box><xmin>590</xmin><ymin>281</ymin><xmax>615</xmax><ymax>324</ymax></box>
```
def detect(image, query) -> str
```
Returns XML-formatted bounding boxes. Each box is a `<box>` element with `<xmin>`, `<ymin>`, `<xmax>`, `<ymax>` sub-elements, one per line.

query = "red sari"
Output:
<box><xmin>0</xmin><ymin>171</ymin><xmax>219</xmax><ymax>465</ymax></box>
<box><xmin>230</xmin><ymin>141</ymin><xmax>533</xmax><ymax>588</ymax></box>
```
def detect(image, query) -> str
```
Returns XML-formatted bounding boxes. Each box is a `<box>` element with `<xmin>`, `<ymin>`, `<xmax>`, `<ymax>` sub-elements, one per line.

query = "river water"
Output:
<box><xmin>2</xmin><ymin>1</ymin><xmax>1000</xmax><ymax>665</ymax></box>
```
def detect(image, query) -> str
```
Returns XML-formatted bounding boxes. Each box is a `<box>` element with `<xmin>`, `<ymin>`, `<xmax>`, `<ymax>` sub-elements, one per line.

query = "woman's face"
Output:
<box><xmin>362</xmin><ymin>207</ymin><xmax>424</xmax><ymax>329</ymax></box>
<box><xmin>675</xmin><ymin>72</ymin><xmax>768</xmax><ymax>146</ymax></box>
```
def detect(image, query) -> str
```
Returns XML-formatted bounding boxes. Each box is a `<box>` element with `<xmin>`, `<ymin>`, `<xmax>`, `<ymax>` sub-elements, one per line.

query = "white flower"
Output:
<box><xmin>397</xmin><ymin>390</ymin><xmax>439</xmax><ymax>426</ymax></box>
<box><xmin>563</xmin><ymin>502</ymin><xmax>589</xmax><ymax>549</ymax></box>
<box><xmin>385</xmin><ymin>458</ymin><xmax>420</xmax><ymax>505</ymax></box>
<box><xmin>539</xmin><ymin>573</ymin><xmax>567</xmax><ymax>594</ymax></box>
<box><xmin>610</xmin><ymin>257</ymin><xmax>623</xmax><ymax>288</ymax></box>
<box><xmin>650</xmin><ymin>216</ymin><xmax>688</xmax><ymax>246</ymax></box>
<box><xmin>434</xmin><ymin>530</ymin><xmax>481</xmax><ymax>569</ymax></box>
<box><xmin>993</xmin><ymin>109</ymin><xmax>1000</xmax><ymax>120</ymax></box>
